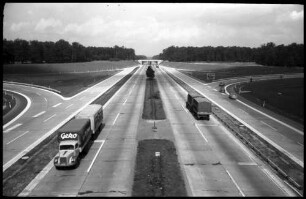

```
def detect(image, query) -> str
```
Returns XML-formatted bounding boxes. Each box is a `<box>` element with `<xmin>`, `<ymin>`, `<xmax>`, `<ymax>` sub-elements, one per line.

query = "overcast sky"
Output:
<box><xmin>3</xmin><ymin>3</ymin><xmax>304</xmax><ymax>57</ymax></box>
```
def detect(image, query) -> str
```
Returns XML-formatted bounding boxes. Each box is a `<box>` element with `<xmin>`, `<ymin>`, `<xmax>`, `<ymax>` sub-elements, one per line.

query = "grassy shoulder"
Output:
<box><xmin>3</xmin><ymin>60</ymin><xmax>139</xmax><ymax>97</ymax></box>
<box><xmin>236</xmin><ymin>78</ymin><xmax>304</xmax><ymax>124</ymax></box>
<box><xmin>132</xmin><ymin>139</ymin><xmax>187</xmax><ymax>196</ymax></box>
<box><xmin>3</xmin><ymin>71</ymin><xmax>119</xmax><ymax>97</ymax></box>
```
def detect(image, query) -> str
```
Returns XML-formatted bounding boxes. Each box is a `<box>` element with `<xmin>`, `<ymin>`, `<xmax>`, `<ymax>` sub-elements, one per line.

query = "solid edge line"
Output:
<box><xmin>87</xmin><ymin>140</ymin><xmax>105</xmax><ymax>173</ymax></box>
<box><xmin>3</xmin><ymin>89</ymin><xmax>32</xmax><ymax>129</ymax></box>
<box><xmin>226</xmin><ymin>169</ymin><xmax>245</xmax><ymax>197</ymax></box>
<box><xmin>18</xmin><ymin>159</ymin><xmax>54</xmax><ymax>196</ymax></box>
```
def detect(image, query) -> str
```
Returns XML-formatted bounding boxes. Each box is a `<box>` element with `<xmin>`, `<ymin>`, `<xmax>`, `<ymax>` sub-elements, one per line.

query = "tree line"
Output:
<box><xmin>153</xmin><ymin>42</ymin><xmax>304</xmax><ymax>67</ymax></box>
<box><xmin>3</xmin><ymin>38</ymin><xmax>143</xmax><ymax>64</ymax></box>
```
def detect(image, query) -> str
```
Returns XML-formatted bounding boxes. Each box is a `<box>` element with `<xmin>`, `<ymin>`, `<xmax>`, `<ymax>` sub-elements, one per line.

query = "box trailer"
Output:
<box><xmin>54</xmin><ymin>118</ymin><xmax>92</xmax><ymax>169</ymax></box>
<box><xmin>186</xmin><ymin>93</ymin><xmax>212</xmax><ymax>120</ymax></box>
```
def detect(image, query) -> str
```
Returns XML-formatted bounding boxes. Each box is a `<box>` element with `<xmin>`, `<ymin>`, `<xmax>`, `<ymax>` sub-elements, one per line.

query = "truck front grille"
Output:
<box><xmin>60</xmin><ymin>157</ymin><xmax>67</xmax><ymax>165</ymax></box>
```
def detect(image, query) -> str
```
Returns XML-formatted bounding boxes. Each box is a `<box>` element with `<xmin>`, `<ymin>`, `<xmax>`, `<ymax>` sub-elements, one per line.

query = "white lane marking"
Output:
<box><xmin>194</xmin><ymin>123</ymin><xmax>208</xmax><ymax>142</ymax></box>
<box><xmin>213</xmin><ymin>89</ymin><xmax>218</xmax><ymax>91</ymax></box>
<box><xmin>79</xmin><ymin>96</ymin><xmax>85</xmax><ymax>100</ymax></box>
<box><xmin>226</xmin><ymin>169</ymin><xmax>245</xmax><ymax>197</ymax></box>
<box><xmin>4</xmin><ymin>123</ymin><xmax>22</xmax><ymax>133</ymax></box>
<box><xmin>18</xmin><ymin>159</ymin><xmax>54</xmax><ymax>196</ymax></box>
<box><xmin>212</xmin><ymin>116</ymin><xmax>255</xmax><ymax>162</ymax></box>
<box><xmin>181</xmin><ymin>104</ymin><xmax>189</xmax><ymax>113</ymax></box>
<box><xmin>297</xmin><ymin>142</ymin><xmax>303</xmax><ymax>147</ymax></box>
<box><xmin>52</xmin><ymin>103</ymin><xmax>62</xmax><ymax>108</ymax></box>
<box><xmin>6</xmin><ymin>131</ymin><xmax>29</xmax><ymax>145</ymax></box>
<box><xmin>174</xmin><ymin>94</ymin><xmax>179</xmax><ymax>99</ymax></box>
<box><xmin>260</xmin><ymin>121</ymin><xmax>277</xmax><ymax>131</ymax></box>
<box><xmin>36</xmin><ymin>92</ymin><xmax>41</xmax><ymax>96</ymax></box>
<box><xmin>261</xmin><ymin>168</ymin><xmax>295</xmax><ymax>196</ymax></box>
<box><xmin>43</xmin><ymin>114</ymin><xmax>56</xmax><ymax>122</ymax></box>
<box><xmin>87</xmin><ymin>140</ymin><xmax>105</xmax><ymax>173</ymax></box>
<box><xmin>103</xmin><ymin>66</ymin><xmax>142</xmax><ymax>109</ymax></box>
<box><xmin>123</xmin><ymin>98</ymin><xmax>128</xmax><ymax>105</ymax></box>
<box><xmin>3</xmin><ymin>89</ymin><xmax>32</xmax><ymax>129</ymax></box>
<box><xmin>237</xmin><ymin>162</ymin><xmax>257</xmax><ymax>166</ymax></box>
<box><xmin>221</xmin><ymin>93</ymin><xmax>226</xmax><ymax>95</ymax></box>
<box><xmin>65</xmin><ymin>104</ymin><xmax>73</xmax><ymax>109</ymax></box>
<box><xmin>44</xmin><ymin>97</ymin><xmax>47</xmax><ymax>102</ymax></box>
<box><xmin>32</xmin><ymin>111</ymin><xmax>46</xmax><ymax>118</ymax></box>
<box><xmin>225</xmin><ymin>82</ymin><xmax>303</xmax><ymax>135</ymax></box>
<box><xmin>113</xmin><ymin>113</ymin><xmax>120</xmax><ymax>125</ymax></box>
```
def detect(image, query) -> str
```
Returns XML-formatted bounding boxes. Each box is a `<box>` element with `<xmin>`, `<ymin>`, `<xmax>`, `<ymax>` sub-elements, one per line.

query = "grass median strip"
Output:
<box><xmin>142</xmin><ymin>78</ymin><xmax>166</xmax><ymax>120</ymax></box>
<box><xmin>132</xmin><ymin>139</ymin><xmax>187</xmax><ymax>196</ymax></box>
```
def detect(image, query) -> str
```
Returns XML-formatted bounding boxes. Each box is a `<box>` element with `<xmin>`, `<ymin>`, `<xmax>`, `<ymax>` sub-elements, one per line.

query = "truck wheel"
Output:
<box><xmin>74</xmin><ymin>157</ymin><xmax>80</xmax><ymax>169</ymax></box>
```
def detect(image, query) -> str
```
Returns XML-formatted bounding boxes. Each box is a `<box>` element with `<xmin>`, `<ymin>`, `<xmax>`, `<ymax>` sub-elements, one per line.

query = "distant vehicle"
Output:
<box><xmin>186</xmin><ymin>93</ymin><xmax>212</xmax><ymax>120</ymax></box>
<box><xmin>146</xmin><ymin>65</ymin><xmax>155</xmax><ymax>79</ymax></box>
<box><xmin>229</xmin><ymin>93</ymin><xmax>237</xmax><ymax>100</ymax></box>
<box><xmin>54</xmin><ymin>104</ymin><xmax>103</xmax><ymax>169</ymax></box>
<box><xmin>156</xmin><ymin>65</ymin><xmax>159</xmax><ymax>68</ymax></box>
<box><xmin>219</xmin><ymin>82</ymin><xmax>225</xmax><ymax>87</ymax></box>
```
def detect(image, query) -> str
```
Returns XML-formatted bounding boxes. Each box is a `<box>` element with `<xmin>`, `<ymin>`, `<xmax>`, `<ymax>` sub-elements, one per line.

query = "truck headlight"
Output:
<box><xmin>54</xmin><ymin>157</ymin><xmax>58</xmax><ymax>163</ymax></box>
<box><xmin>70</xmin><ymin>156</ymin><xmax>76</xmax><ymax>163</ymax></box>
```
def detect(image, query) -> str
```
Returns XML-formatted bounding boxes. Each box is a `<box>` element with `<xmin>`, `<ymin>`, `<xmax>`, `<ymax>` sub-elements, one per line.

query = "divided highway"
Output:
<box><xmin>3</xmin><ymin>66</ymin><xmax>137</xmax><ymax>171</ymax></box>
<box><xmin>3</xmin><ymin>64</ymin><xmax>302</xmax><ymax>196</ymax></box>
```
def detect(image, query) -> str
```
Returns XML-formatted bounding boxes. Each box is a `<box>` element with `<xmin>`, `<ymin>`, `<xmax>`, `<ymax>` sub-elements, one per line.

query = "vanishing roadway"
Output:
<box><xmin>3</xmin><ymin>64</ymin><xmax>302</xmax><ymax>196</ymax></box>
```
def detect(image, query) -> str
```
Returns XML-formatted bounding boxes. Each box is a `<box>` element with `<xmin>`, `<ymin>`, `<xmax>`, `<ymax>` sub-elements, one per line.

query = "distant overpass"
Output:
<box><xmin>138</xmin><ymin>60</ymin><xmax>163</xmax><ymax>65</ymax></box>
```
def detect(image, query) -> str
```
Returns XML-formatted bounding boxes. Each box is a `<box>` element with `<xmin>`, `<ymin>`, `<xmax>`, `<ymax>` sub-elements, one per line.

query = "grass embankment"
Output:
<box><xmin>142</xmin><ymin>78</ymin><xmax>166</xmax><ymax>120</ymax></box>
<box><xmin>2</xmin><ymin>67</ymin><xmax>139</xmax><ymax>196</ymax></box>
<box><xmin>179</xmin><ymin>65</ymin><xmax>303</xmax><ymax>124</ymax></box>
<box><xmin>3</xmin><ymin>60</ymin><xmax>138</xmax><ymax>97</ymax></box>
<box><xmin>179</xmin><ymin>65</ymin><xmax>303</xmax><ymax>82</ymax></box>
<box><xmin>132</xmin><ymin>140</ymin><xmax>187</xmax><ymax>196</ymax></box>
<box><xmin>236</xmin><ymin>78</ymin><xmax>304</xmax><ymax>124</ymax></box>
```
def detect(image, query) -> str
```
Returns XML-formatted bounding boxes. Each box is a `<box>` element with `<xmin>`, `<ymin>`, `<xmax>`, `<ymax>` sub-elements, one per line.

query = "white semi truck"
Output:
<box><xmin>54</xmin><ymin>104</ymin><xmax>103</xmax><ymax>169</ymax></box>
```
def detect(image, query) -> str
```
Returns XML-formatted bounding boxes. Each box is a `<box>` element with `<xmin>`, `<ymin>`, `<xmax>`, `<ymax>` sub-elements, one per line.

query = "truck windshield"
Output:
<box><xmin>60</xmin><ymin>145</ymin><xmax>74</xmax><ymax>150</ymax></box>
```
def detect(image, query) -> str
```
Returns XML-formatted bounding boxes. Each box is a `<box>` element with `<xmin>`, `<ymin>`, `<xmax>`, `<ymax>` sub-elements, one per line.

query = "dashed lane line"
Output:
<box><xmin>52</xmin><ymin>103</ymin><xmax>62</xmax><ymax>108</ymax></box>
<box><xmin>32</xmin><ymin>111</ymin><xmax>46</xmax><ymax>118</ymax></box>
<box><xmin>4</xmin><ymin>123</ymin><xmax>22</xmax><ymax>133</ymax></box>
<box><xmin>43</xmin><ymin>114</ymin><xmax>56</xmax><ymax>123</ymax></box>
<box><xmin>6</xmin><ymin>131</ymin><xmax>29</xmax><ymax>145</ymax></box>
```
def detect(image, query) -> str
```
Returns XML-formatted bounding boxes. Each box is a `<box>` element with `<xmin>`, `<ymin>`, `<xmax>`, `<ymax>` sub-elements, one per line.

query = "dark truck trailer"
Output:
<box><xmin>54</xmin><ymin>118</ymin><xmax>92</xmax><ymax>169</ymax></box>
<box><xmin>146</xmin><ymin>65</ymin><xmax>155</xmax><ymax>79</ymax></box>
<box><xmin>186</xmin><ymin>93</ymin><xmax>212</xmax><ymax>120</ymax></box>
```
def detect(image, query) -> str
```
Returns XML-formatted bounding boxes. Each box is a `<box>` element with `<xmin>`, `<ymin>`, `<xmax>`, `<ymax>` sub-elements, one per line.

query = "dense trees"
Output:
<box><xmin>154</xmin><ymin>43</ymin><xmax>304</xmax><ymax>67</ymax></box>
<box><xmin>3</xmin><ymin>38</ymin><xmax>137</xmax><ymax>64</ymax></box>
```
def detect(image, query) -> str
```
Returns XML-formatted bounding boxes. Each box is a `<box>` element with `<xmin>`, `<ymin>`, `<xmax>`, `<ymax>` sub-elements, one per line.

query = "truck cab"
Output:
<box><xmin>54</xmin><ymin>140</ymin><xmax>80</xmax><ymax>168</ymax></box>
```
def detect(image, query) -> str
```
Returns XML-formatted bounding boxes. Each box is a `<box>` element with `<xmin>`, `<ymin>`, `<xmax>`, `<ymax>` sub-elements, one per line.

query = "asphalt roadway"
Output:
<box><xmin>3</xmin><ymin>66</ymin><xmax>137</xmax><ymax>172</ymax></box>
<box><xmin>3</xmin><ymin>64</ymin><xmax>301</xmax><ymax>196</ymax></box>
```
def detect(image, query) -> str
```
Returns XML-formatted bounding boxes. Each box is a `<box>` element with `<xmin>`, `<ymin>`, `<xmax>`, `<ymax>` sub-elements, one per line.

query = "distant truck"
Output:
<box><xmin>186</xmin><ymin>93</ymin><xmax>212</xmax><ymax>120</ymax></box>
<box><xmin>146</xmin><ymin>65</ymin><xmax>155</xmax><ymax>79</ymax></box>
<box><xmin>54</xmin><ymin>104</ymin><xmax>103</xmax><ymax>169</ymax></box>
